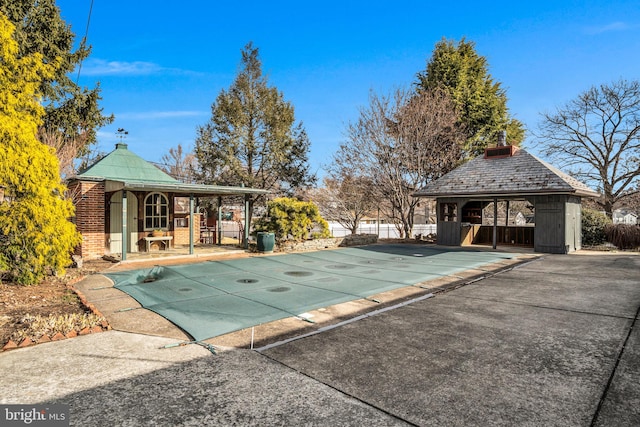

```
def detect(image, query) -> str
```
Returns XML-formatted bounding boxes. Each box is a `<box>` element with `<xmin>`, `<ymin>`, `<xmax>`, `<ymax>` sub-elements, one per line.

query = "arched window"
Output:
<box><xmin>144</xmin><ymin>193</ymin><xmax>169</xmax><ymax>230</ymax></box>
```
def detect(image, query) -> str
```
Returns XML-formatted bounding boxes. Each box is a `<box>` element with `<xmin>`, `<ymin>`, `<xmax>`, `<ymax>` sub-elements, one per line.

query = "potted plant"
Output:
<box><xmin>151</xmin><ymin>229</ymin><xmax>164</xmax><ymax>237</ymax></box>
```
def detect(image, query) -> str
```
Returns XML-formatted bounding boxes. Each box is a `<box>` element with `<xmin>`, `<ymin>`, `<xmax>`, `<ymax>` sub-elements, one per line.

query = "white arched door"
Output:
<box><xmin>109</xmin><ymin>191</ymin><xmax>138</xmax><ymax>254</ymax></box>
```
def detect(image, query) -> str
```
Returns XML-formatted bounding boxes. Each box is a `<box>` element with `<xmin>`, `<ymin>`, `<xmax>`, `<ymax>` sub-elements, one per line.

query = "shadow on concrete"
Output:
<box><xmin>4</xmin><ymin>252</ymin><xmax>637</xmax><ymax>426</ymax></box>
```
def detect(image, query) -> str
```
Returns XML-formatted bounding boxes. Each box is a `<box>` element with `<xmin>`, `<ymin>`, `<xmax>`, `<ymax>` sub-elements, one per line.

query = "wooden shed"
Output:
<box><xmin>413</xmin><ymin>145</ymin><xmax>600</xmax><ymax>254</ymax></box>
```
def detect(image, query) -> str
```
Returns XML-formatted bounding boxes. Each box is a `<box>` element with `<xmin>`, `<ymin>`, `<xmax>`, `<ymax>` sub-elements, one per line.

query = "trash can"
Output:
<box><xmin>256</xmin><ymin>232</ymin><xmax>275</xmax><ymax>253</ymax></box>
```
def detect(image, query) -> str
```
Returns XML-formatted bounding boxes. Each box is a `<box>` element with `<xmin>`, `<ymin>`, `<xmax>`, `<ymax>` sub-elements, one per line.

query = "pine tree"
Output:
<box><xmin>416</xmin><ymin>38</ymin><xmax>524</xmax><ymax>157</ymax></box>
<box><xmin>195</xmin><ymin>42</ymin><xmax>316</xmax><ymax>234</ymax></box>
<box><xmin>1</xmin><ymin>0</ymin><xmax>113</xmax><ymax>158</ymax></box>
<box><xmin>0</xmin><ymin>14</ymin><xmax>81</xmax><ymax>284</ymax></box>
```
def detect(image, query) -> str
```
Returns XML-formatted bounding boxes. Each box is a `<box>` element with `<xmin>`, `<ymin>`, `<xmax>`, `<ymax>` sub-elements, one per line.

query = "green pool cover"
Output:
<box><xmin>106</xmin><ymin>244</ymin><xmax>517</xmax><ymax>341</ymax></box>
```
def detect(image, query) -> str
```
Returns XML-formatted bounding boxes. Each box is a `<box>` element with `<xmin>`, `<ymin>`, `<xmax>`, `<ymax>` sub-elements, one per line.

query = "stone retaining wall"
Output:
<box><xmin>275</xmin><ymin>234</ymin><xmax>378</xmax><ymax>252</ymax></box>
<box><xmin>340</xmin><ymin>233</ymin><xmax>379</xmax><ymax>247</ymax></box>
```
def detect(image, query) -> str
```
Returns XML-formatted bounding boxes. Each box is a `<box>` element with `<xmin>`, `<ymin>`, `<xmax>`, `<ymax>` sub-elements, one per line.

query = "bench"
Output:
<box><xmin>143</xmin><ymin>236</ymin><xmax>173</xmax><ymax>252</ymax></box>
<box><xmin>200</xmin><ymin>227</ymin><xmax>215</xmax><ymax>244</ymax></box>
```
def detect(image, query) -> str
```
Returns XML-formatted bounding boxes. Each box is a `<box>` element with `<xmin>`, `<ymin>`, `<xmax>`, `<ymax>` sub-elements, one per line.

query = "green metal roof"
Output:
<box><xmin>72</xmin><ymin>143</ymin><xmax>268</xmax><ymax>196</ymax></box>
<box><xmin>76</xmin><ymin>143</ymin><xmax>179</xmax><ymax>183</ymax></box>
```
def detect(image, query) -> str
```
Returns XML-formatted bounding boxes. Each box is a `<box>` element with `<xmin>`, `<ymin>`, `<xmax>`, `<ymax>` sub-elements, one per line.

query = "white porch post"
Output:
<box><xmin>217</xmin><ymin>196</ymin><xmax>222</xmax><ymax>246</ymax></box>
<box><xmin>189</xmin><ymin>194</ymin><xmax>194</xmax><ymax>255</ymax></box>
<box><xmin>244</xmin><ymin>194</ymin><xmax>250</xmax><ymax>249</ymax></box>
<box><xmin>121</xmin><ymin>190</ymin><xmax>128</xmax><ymax>261</ymax></box>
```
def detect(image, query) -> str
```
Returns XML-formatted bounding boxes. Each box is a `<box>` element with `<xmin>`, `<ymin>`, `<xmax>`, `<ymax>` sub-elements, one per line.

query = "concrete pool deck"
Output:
<box><xmin>1</xmin><ymin>247</ymin><xmax>638</xmax><ymax>426</ymax></box>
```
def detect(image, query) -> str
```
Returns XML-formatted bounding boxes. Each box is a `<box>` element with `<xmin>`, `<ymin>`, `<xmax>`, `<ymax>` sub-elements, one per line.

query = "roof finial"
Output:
<box><xmin>116</xmin><ymin>128</ymin><xmax>129</xmax><ymax>149</ymax></box>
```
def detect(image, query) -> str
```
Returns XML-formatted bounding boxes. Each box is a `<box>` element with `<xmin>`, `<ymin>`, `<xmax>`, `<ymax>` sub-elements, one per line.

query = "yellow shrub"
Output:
<box><xmin>0</xmin><ymin>14</ymin><xmax>80</xmax><ymax>284</ymax></box>
<box><xmin>254</xmin><ymin>197</ymin><xmax>330</xmax><ymax>242</ymax></box>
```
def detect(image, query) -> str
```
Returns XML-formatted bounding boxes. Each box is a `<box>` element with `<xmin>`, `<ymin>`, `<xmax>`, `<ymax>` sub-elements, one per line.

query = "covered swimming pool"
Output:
<box><xmin>106</xmin><ymin>244</ymin><xmax>517</xmax><ymax>341</ymax></box>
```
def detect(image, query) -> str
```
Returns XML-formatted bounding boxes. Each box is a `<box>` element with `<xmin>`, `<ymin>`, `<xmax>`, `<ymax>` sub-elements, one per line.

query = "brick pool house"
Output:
<box><xmin>67</xmin><ymin>143</ymin><xmax>267</xmax><ymax>261</ymax></box>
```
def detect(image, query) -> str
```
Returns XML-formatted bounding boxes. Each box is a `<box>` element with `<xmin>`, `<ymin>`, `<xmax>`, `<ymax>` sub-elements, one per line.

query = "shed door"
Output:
<box><xmin>535</xmin><ymin>203</ymin><xmax>565</xmax><ymax>253</ymax></box>
<box><xmin>109</xmin><ymin>191</ymin><xmax>138</xmax><ymax>254</ymax></box>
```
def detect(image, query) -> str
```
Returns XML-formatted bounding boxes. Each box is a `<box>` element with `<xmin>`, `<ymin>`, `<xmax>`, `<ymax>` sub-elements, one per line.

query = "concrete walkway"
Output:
<box><xmin>1</xmin><ymin>251</ymin><xmax>638</xmax><ymax>426</ymax></box>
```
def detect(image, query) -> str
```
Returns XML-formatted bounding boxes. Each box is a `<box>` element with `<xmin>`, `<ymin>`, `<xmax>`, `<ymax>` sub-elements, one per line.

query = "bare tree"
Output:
<box><xmin>314</xmin><ymin>175</ymin><xmax>378</xmax><ymax>235</ymax></box>
<box><xmin>341</xmin><ymin>87</ymin><xmax>464</xmax><ymax>238</ymax></box>
<box><xmin>38</xmin><ymin>128</ymin><xmax>82</xmax><ymax>180</ymax></box>
<box><xmin>39</xmin><ymin>128</ymin><xmax>87</xmax><ymax>206</ymax></box>
<box><xmin>537</xmin><ymin>79</ymin><xmax>640</xmax><ymax>217</ymax></box>
<box><xmin>160</xmin><ymin>144</ymin><xmax>198</xmax><ymax>183</ymax></box>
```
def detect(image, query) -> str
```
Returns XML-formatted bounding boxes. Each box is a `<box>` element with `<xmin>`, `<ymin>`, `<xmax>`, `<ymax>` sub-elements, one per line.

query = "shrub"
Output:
<box><xmin>581</xmin><ymin>209</ymin><xmax>611</xmax><ymax>246</ymax></box>
<box><xmin>605</xmin><ymin>224</ymin><xmax>640</xmax><ymax>250</ymax></box>
<box><xmin>254</xmin><ymin>197</ymin><xmax>330</xmax><ymax>242</ymax></box>
<box><xmin>0</xmin><ymin>16</ymin><xmax>81</xmax><ymax>284</ymax></box>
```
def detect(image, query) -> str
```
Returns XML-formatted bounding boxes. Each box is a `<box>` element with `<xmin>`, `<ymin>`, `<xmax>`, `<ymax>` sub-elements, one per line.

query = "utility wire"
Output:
<box><xmin>75</xmin><ymin>0</ymin><xmax>95</xmax><ymax>84</ymax></box>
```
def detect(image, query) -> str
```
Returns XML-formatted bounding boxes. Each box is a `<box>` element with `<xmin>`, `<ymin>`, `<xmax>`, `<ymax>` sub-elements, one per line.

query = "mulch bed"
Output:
<box><xmin>0</xmin><ymin>260</ymin><xmax>114</xmax><ymax>351</ymax></box>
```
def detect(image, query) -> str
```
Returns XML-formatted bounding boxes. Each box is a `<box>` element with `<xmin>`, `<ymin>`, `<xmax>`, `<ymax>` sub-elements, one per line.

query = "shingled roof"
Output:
<box><xmin>414</xmin><ymin>147</ymin><xmax>599</xmax><ymax>198</ymax></box>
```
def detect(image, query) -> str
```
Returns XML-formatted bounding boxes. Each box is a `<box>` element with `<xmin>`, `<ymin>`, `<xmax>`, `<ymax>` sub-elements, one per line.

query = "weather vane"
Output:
<box><xmin>116</xmin><ymin>128</ymin><xmax>128</xmax><ymax>143</ymax></box>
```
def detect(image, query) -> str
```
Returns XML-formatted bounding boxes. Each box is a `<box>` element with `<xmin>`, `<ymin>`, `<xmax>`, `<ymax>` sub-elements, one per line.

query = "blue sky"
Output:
<box><xmin>57</xmin><ymin>0</ymin><xmax>640</xmax><ymax>179</ymax></box>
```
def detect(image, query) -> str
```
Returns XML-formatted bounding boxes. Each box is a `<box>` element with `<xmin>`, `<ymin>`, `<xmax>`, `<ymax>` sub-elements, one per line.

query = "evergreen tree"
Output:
<box><xmin>1</xmin><ymin>0</ymin><xmax>113</xmax><ymax>157</ymax></box>
<box><xmin>415</xmin><ymin>38</ymin><xmax>524</xmax><ymax>157</ymax></box>
<box><xmin>195</xmin><ymin>42</ymin><xmax>316</xmax><ymax>231</ymax></box>
<box><xmin>0</xmin><ymin>14</ymin><xmax>81</xmax><ymax>284</ymax></box>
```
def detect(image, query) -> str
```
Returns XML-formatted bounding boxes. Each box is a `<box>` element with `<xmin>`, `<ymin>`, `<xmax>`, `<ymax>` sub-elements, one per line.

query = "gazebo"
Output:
<box><xmin>67</xmin><ymin>143</ymin><xmax>268</xmax><ymax>260</ymax></box>
<box><xmin>413</xmin><ymin>144</ymin><xmax>600</xmax><ymax>254</ymax></box>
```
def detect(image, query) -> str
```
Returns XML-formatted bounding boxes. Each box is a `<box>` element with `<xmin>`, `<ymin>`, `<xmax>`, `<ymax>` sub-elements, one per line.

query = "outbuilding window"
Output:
<box><xmin>440</xmin><ymin>203</ymin><xmax>457</xmax><ymax>222</ymax></box>
<box><xmin>144</xmin><ymin>192</ymin><xmax>169</xmax><ymax>230</ymax></box>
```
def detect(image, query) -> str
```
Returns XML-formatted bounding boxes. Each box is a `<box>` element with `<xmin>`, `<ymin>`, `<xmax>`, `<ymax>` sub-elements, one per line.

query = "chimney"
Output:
<box><xmin>484</xmin><ymin>130</ymin><xmax>515</xmax><ymax>158</ymax></box>
<box><xmin>497</xmin><ymin>130</ymin><xmax>507</xmax><ymax>147</ymax></box>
